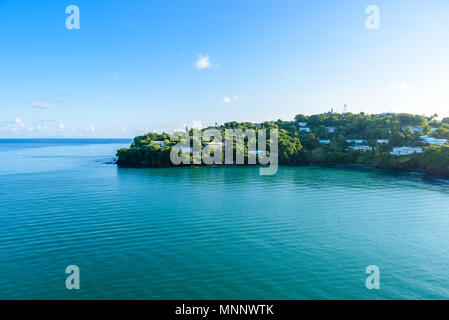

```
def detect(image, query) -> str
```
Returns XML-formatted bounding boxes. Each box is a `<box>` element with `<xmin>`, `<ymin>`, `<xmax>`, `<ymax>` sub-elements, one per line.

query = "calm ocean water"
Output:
<box><xmin>0</xmin><ymin>139</ymin><xmax>449</xmax><ymax>299</ymax></box>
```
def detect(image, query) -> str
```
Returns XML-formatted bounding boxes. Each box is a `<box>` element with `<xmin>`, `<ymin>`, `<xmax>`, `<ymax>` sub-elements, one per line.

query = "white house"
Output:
<box><xmin>346</xmin><ymin>139</ymin><xmax>367</xmax><ymax>144</ymax></box>
<box><xmin>348</xmin><ymin>145</ymin><xmax>373</xmax><ymax>152</ymax></box>
<box><xmin>153</xmin><ymin>141</ymin><xmax>166</xmax><ymax>147</ymax></box>
<box><xmin>431</xmin><ymin>127</ymin><xmax>438</xmax><ymax>133</ymax></box>
<box><xmin>391</xmin><ymin>147</ymin><xmax>423</xmax><ymax>156</ymax></box>
<box><xmin>376</xmin><ymin>139</ymin><xmax>389</xmax><ymax>144</ymax></box>
<box><xmin>248</xmin><ymin>150</ymin><xmax>266</xmax><ymax>156</ymax></box>
<box><xmin>205</xmin><ymin>142</ymin><xmax>224</xmax><ymax>149</ymax></box>
<box><xmin>327</xmin><ymin>126</ymin><xmax>336</xmax><ymax>133</ymax></box>
<box><xmin>420</xmin><ymin>136</ymin><xmax>448</xmax><ymax>146</ymax></box>
<box><xmin>319</xmin><ymin>140</ymin><xmax>331</xmax><ymax>145</ymax></box>
<box><xmin>299</xmin><ymin>127</ymin><xmax>311</xmax><ymax>133</ymax></box>
<box><xmin>298</xmin><ymin>122</ymin><xmax>308</xmax><ymax>127</ymax></box>
<box><xmin>174</xmin><ymin>146</ymin><xmax>193</xmax><ymax>153</ymax></box>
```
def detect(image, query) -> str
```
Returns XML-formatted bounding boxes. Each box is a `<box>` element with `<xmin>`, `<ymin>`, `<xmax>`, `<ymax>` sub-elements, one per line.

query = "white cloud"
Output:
<box><xmin>6</xmin><ymin>118</ymin><xmax>26</xmax><ymax>133</ymax></box>
<box><xmin>390</xmin><ymin>82</ymin><xmax>414</xmax><ymax>91</ymax></box>
<box><xmin>222</xmin><ymin>96</ymin><xmax>243</xmax><ymax>103</ymax></box>
<box><xmin>195</xmin><ymin>54</ymin><xmax>212</xmax><ymax>70</ymax></box>
<box><xmin>59</xmin><ymin>123</ymin><xmax>65</xmax><ymax>129</ymax></box>
<box><xmin>15</xmin><ymin>118</ymin><xmax>25</xmax><ymax>128</ymax></box>
<box><xmin>31</xmin><ymin>101</ymin><xmax>56</xmax><ymax>109</ymax></box>
<box><xmin>222</xmin><ymin>96</ymin><xmax>232</xmax><ymax>103</ymax></box>
<box><xmin>85</xmin><ymin>125</ymin><xmax>96</xmax><ymax>132</ymax></box>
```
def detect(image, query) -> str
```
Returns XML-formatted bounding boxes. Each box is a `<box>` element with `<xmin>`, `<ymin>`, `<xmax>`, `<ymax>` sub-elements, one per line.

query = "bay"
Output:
<box><xmin>0</xmin><ymin>139</ymin><xmax>448</xmax><ymax>299</ymax></box>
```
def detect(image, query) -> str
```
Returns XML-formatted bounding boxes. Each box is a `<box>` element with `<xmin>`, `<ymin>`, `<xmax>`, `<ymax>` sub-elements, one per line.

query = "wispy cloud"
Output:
<box><xmin>389</xmin><ymin>82</ymin><xmax>414</xmax><ymax>91</ymax></box>
<box><xmin>222</xmin><ymin>96</ymin><xmax>243</xmax><ymax>103</ymax></box>
<box><xmin>195</xmin><ymin>54</ymin><xmax>212</xmax><ymax>70</ymax></box>
<box><xmin>57</xmin><ymin>90</ymin><xmax>70</xmax><ymax>102</ymax></box>
<box><xmin>31</xmin><ymin>101</ymin><xmax>56</xmax><ymax>109</ymax></box>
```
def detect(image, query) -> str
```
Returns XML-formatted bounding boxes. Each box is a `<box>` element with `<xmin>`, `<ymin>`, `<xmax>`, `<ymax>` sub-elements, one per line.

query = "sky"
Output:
<box><xmin>1</xmin><ymin>0</ymin><xmax>449</xmax><ymax>138</ymax></box>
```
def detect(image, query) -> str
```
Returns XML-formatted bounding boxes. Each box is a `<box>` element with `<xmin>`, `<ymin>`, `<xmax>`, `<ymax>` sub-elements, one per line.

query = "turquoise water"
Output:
<box><xmin>0</xmin><ymin>139</ymin><xmax>449</xmax><ymax>299</ymax></box>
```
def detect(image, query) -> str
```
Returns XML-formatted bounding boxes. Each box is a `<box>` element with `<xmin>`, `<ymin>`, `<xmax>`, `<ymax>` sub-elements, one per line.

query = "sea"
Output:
<box><xmin>0</xmin><ymin>139</ymin><xmax>448</xmax><ymax>299</ymax></box>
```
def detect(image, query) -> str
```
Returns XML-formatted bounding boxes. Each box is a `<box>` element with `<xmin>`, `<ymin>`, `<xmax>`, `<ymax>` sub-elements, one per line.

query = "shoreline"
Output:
<box><xmin>115</xmin><ymin>160</ymin><xmax>449</xmax><ymax>180</ymax></box>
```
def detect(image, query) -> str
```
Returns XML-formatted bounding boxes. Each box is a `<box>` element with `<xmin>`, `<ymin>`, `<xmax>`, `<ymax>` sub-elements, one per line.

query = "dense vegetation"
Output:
<box><xmin>117</xmin><ymin>112</ymin><xmax>449</xmax><ymax>177</ymax></box>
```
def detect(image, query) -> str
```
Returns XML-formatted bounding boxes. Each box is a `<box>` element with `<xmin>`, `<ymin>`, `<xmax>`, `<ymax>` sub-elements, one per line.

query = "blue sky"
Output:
<box><xmin>1</xmin><ymin>0</ymin><xmax>449</xmax><ymax>137</ymax></box>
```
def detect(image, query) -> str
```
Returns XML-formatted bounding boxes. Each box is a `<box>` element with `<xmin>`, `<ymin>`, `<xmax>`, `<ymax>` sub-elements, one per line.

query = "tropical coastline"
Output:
<box><xmin>117</xmin><ymin>112</ymin><xmax>449</xmax><ymax>178</ymax></box>
<box><xmin>4</xmin><ymin>0</ymin><xmax>449</xmax><ymax>303</ymax></box>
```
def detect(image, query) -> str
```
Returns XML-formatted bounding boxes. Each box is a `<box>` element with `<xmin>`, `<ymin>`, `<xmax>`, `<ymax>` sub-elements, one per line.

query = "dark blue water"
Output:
<box><xmin>0</xmin><ymin>139</ymin><xmax>449</xmax><ymax>299</ymax></box>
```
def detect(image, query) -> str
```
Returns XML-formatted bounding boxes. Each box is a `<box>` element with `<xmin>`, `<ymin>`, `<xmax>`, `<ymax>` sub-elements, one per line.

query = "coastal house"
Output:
<box><xmin>348</xmin><ymin>145</ymin><xmax>373</xmax><ymax>152</ymax></box>
<box><xmin>420</xmin><ymin>136</ymin><xmax>448</xmax><ymax>146</ymax></box>
<box><xmin>431</xmin><ymin>127</ymin><xmax>438</xmax><ymax>133</ymax></box>
<box><xmin>346</xmin><ymin>139</ymin><xmax>367</xmax><ymax>144</ymax></box>
<box><xmin>327</xmin><ymin>126</ymin><xmax>336</xmax><ymax>133</ymax></box>
<box><xmin>205</xmin><ymin>142</ymin><xmax>225</xmax><ymax>149</ymax></box>
<box><xmin>319</xmin><ymin>140</ymin><xmax>331</xmax><ymax>145</ymax></box>
<box><xmin>152</xmin><ymin>141</ymin><xmax>166</xmax><ymax>147</ymax></box>
<box><xmin>248</xmin><ymin>150</ymin><xmax>266</xmax><ymax>156</ymax></box>
<box><xmin>297</xmin><ymin>122</ymin><xmax>311</xmax><ymax>132</ymax></box>
<box><xmin>376</xmin><ymin>139</ymin><xmax>389</xmax><ymax>144</ymax></box>
<box><xmin>173</xmin><ymin>146</ymin><xmax>193</xmax><ymax>153</ymax></box>
<box><xmin>403</xmin><ymin>126</ymin><xmax>423</xmax><ymax>134</ymax></box>
<box><xmin>390</xmin><ymin>147</ymin><xmax>423</xmax><ymax>156</ymax></box>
